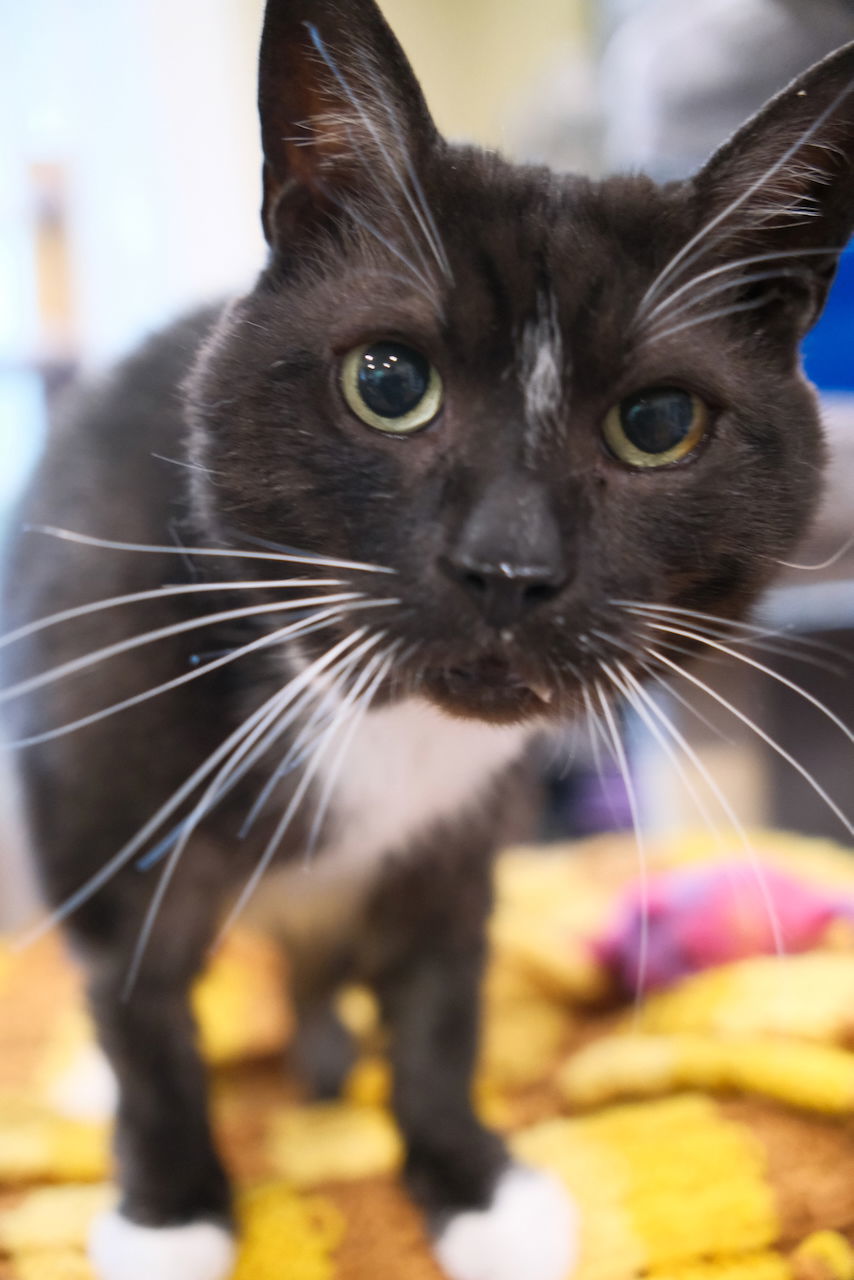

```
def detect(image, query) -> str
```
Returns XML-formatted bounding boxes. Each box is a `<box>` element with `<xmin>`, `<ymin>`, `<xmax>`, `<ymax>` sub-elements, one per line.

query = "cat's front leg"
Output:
<box><xmin>76</xmin><ymin>881</ymin><xmax>236</xmax><ymax>1280</ymax></box>
<box><xmin>365</xmin><ymin>834</ymin><xmax>579</xmax><ymax>1280</ymax></box>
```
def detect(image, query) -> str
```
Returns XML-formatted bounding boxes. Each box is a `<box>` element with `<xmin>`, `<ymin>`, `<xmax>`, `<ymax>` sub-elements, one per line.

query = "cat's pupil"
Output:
<box><xmin>357</xmin><ymin>342</ymin><xmax>430</xmax><ymax>419</ymax></box>
<box><xmin>621</xmin><ymin>389</ymin><xmax>695</xmax><ymax>454</ymax></box>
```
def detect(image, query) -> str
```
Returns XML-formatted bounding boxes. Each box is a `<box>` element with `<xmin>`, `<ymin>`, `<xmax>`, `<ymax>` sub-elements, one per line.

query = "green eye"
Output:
<box><xmin>603</xmin><ymin>388</ymin><xmax>709</xmax><ymax>467</ymax></box>
<box><xmin>341</xmin><ymin>341</ymin><xmax>443</xmax><ymax>434</ymax></box>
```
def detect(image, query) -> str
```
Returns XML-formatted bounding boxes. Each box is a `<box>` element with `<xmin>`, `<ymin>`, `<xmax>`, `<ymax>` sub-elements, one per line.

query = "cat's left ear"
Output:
<box><xmin>686</xmin><ymin>41</ymin><xmax>854</xmax><ymax>332</ymax></box>
<box><xmin>257</xmin><ymin>0</ymin><xmax>441</xmax><ymax>253</ymax></box>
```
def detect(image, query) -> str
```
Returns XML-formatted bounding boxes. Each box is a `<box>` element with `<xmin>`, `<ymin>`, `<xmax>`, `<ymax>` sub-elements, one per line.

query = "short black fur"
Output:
<box><xmin>4</xmin><ymin>4</ymin><xmax>854</xmax><ymax>1275</ymax></box>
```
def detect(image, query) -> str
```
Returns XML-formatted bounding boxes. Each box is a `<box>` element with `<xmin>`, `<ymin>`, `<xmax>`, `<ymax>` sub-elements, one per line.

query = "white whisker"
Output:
<box><xmin>641</xmin><ymin>247</ymin><xmax>845</xmax><ymax>328</ymax></box>
<box><xmin>0</xmin><ymin>594</ymin><xmax>376</xmax><ymax>705</ymax></box>
<box><xmin>641</xmin><ymin>620</ymin><xmax>854</xmax><ymax>750</ymax></box>
<box><xmin>595</xmin><ymin>677</ymin><xmax>649</xmax><ymax>1010</ymax></box>
<box><xmin>9</xmin><ymin>605</ymin><xmax>364</xmax><ymax>748</ymax></box>
<box><xmin>581</xmin><ymin>684</ymin><xmax>621</xmax><ymax>828</ymax></box>
<box><xmin>303</xmin><ymin>641</ymin><xmax>400</xmax><ymax>858</ymax></box>
<box><xmin>624</xmin><ymin>657</ymin><xmax>786</xmax><ymax>958</ymax></box>
<box><xmin>14</xmin><ymin>681</ymin><xmax>302</xmax><ymax>950</ymax></box>
<box><xmin>643</xmin><ymin>266</ymin><xmax>809</xmax><ymax>335</ymax></box>
<box><xmin>638</xmin><ymin>79</ymin><xmax>854</xmax><ymax>317</ymax></box>
<box><xmin>616</xmin><ymin>599</ymin><xmax>847</xmax><ymax>664</ymax></box>
<box><xmin>604</xmin><ymin>659</ymin><xmax>725</xmax><ymax>848</ymax></box>
<box><xmin>648</xmin><ymin>645</ymin><xmax>854</xmax><ymax>840</ymax></box>
<box><xmin>217</xmin><ymin>640</ymin><xmax>394</xmax><ymax>939</ymax></box>
<box><xmin>151</xmin><ymin>452</ymin><xmax>217</xmax><ymax>475</ymax></box>
<box><xmin>642</xmin><ymin>296</ymin><xmax>772</xmax><ymax>345</ymax></box>
<box><xmin>0</xmin><ymin>579</ymin><xmax>345</xmax><ymax>653</ymax></box>
<box><xmin>365</xmin><ymin>67</ymin><xmax>453</xmax><ymax>280</ymax></box>
<box><xmin>23</xmin><ymin>525</ymin><xmax>396</xmax><ymax>575</ymax></box>
<box><xmin>777</xmin><ymin>533</ymin><xmax>854</xmax><ymax>571</ymax></box>
<box><xmin>121</xmin><ymin>627</ymin><xmax>371</xmax><ymax>996</ymax></box>
<box><xmin>305</xmin><ymin>23</ymin><xmax>448</xmax><ymax>286</ymax></box>
<box><xmin>589</xmin><ymin>624</ymin><xmax>731</xmax><ymax>740</ymax></box>
<box><xmin>239</xmin><ymin>628</ymin><xmax>387</xmax><ymax>835</ymax></box>
<box><xmin>322</xmin><ymin>187</ymin><xmax>437</xmax><ymax>298</ymax></box>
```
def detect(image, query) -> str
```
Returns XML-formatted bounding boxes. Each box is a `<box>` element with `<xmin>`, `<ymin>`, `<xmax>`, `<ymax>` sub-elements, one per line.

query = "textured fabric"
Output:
<box><xmin>4</xmin><ymin>831</ymin><xmax>854</xmax><ymax>1279</ymax></box>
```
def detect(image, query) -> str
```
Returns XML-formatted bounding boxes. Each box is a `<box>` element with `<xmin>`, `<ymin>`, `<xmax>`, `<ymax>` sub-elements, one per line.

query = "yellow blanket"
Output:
<box><xmin>4</xmin><ymin>831</ymin><xmax>854</xmax><ymax>1280</ymax></box>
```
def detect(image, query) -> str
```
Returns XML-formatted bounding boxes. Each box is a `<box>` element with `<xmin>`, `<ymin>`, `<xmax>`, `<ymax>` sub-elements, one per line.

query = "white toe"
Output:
<box><xmin>89</xmin><ymin>1210</ymin><xmax>236</xmax><ymax>1280</ymax></box>
<box><xmin>435</xmin><ymin>1165</ymin><xmax>579</xmax><ymax>1280</ymax></box>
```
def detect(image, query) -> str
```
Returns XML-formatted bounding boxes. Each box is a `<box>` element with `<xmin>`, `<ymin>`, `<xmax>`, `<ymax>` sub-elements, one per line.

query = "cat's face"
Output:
<box><xmin>187</xmin><ymin>1</ymin><xmax>854</xmax><ymax>726</ymax></box>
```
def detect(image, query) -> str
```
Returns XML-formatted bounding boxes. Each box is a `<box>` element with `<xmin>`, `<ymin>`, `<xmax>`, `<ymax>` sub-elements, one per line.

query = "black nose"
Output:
<box><xmin>440</xmin><ymin>553</ymin><xmax>565</xmax><ymax>628</ymax></box>
<box><xmin>439</xmin><ymin>474</ymin><xmax>569</xmax><ymax>629</ymax></box>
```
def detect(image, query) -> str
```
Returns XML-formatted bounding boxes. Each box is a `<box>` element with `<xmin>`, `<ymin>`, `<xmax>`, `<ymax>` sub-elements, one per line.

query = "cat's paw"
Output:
<box><xmin>434</xmin><ymin>1165</ymin><xmax>578</xmax><ymax>1280</ymax></box>
<box><xmin>89</xmin><ymin>1210</ymin><xmax>236</xmax><ymax>1280</ymax></box>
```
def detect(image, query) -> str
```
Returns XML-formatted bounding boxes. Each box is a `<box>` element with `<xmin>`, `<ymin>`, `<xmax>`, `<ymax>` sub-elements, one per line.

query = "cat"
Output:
<box><xmin>3</xmin><ymin>2</ymin><xmax>854</xmax><ymax>1278</ymax></box>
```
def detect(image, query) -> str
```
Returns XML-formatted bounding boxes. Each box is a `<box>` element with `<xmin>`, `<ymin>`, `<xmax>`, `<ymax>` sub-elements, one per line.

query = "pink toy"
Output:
<box><xmin>593</xmin><ymin>860</ymin><xmax>854</xmax><ymax>996</ymax></box>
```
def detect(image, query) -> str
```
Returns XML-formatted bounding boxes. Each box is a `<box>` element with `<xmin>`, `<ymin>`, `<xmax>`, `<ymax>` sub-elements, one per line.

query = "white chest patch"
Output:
<box><xmin>320</xmin><ymin>696</ymin><xmax>529</xmax><ymax>873</ymax></box>
<box><xmin>251</xmin><ymin>696</ymin><xmax>531</xmax><ymax>939</ymax></box>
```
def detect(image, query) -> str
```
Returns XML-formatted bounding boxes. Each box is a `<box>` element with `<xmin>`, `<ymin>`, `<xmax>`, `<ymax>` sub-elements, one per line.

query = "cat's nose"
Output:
<box><xmin>440</xmin><ymin>552</ymin><xmax>566</xmax><ymax>628</ymax></box>
<box><xmin>439</xmin><ymin>476</ymin><xmax>569</xmax><ymax>629</ymax></box>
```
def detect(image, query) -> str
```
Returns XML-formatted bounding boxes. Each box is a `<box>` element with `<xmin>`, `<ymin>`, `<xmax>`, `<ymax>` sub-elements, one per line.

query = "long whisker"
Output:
<box><xmin>0</xmin><ymin>578</ymin><xmax>344</xmax><ymax>653</ymax></box>
<box><xmin>23</xmin><ymin>525</ymin><xmax>396</xmax><ymax>575</ymax></box>
<box><xmin>616</xmin><ymin>599</ymin><xmax>849</xmax><ymax>664</ymax></box>
<box><xmin>603</xmin><ymin>660</ymin><xmax>725</xmax><ymax>848</ymax></box>
<box><xmin>640</xmin><ymin>296</ymin><xmax>774</xmax><ymax>346</ymax></box>
<box><xmin>640</xmin><ymin>620</ymin><xmax>854</xmax><ymax>749</ymax></box>
<box><xmin>305</xmin><ymin>23</ymin><xmax>449</xmax><ymax>284</ymax></box>
<box><xmin>121</xmin><ymin>628</ymin><xmax>371</xmax><ymax>996</ymax></box>
<box><xmin>239</xmin><ymin>629</ymin><xmax>387</xmax><ymax>835</ymax></box>
<box><xmin>580</xmin><ymin>684</ymin><xmax>622</xmax><ymax>829</ymax></box>
<box><xmin>199</xmin><ymin>639</ymin><xmax>380</xmax><ymax>836</ymax></box>
<box><xmin>777</xmin><ymin>533</ymin><xmax>854</xmax><ymax>571</ymax></box>
<box><xmin>364</xmin><ymin>64</ymin><xmax>453</xmax><ymax>281</ymax></box>
<box><xmin>302</xmin><ymin>641</ymin><xmax>401</xmax><ymax>859</ymax></box>
<box><xmin>321</xmin><ymin>187</ymin><xmax>437</xmax><ymax>299</ymax></box>
<box><xmin>14</xmin><ymin>680</ymin><xmax>303</xmax><ymax>950</ymax></box>
<box><xmin>623</xmin><ymin>657</ymin><xmax>786</xmax><ymax>958</ymax></box>
<box><xmin>640</xmin><ymin>246</ymin><xmax>845</xmax><ymax>328</ymax></box>
<box><xmin>595</xmin><ymin>678</ymin><xmax>649</xmax><ymax>1010</ymax></box>
<box><xmin>643</xmin><ymin>268</ymin><xmax>810</xmax><ymax>340</ymax></box>
<box><xmin>637</xmin><ymin>78</ymin><xmax>854</xmax><ymax>316</ymax></box>
<box><xmin>648</xmin><ymin>645</ymin><xmax>854</xmax><ymax>841</ymax></box>
<box><xmin>628</xmin><ymin>615</ymin><xmax>844</xmax><ymax>677</ymax></box>
<box><xmin>217</xmin><ymin>643</ymin><xmax>395</xmax><ymax>940</ymax></box>
<box><xmin>592</xmin><ymin>623</ymin><xmax>700</xmax><ymax>666</ymax></box>
<box><xmin>0</xmin><ymin>594</ymin><xmax>371</xmax><ymax>704</ymax></box>
<box><xmin>589</xmin><ymin>625</ymin><xmax>732</xmax><ymax>741</ymax></box>
<box><xmin>9</xmin><ymin>604</ymin><xmax>375</xmax><ymax>748</ymax></box>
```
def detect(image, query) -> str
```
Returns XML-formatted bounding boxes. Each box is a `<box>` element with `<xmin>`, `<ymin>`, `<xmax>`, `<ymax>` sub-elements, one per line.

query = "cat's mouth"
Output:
<box><xmin>422</xmin><ymin>656</ymin><xmax>555</xmax><ymax>723</ymax></box>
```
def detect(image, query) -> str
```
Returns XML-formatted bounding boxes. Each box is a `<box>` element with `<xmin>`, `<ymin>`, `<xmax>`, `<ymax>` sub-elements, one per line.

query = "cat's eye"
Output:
<box><xmin>341</xmin><ymin>341</ymin><xmax>443</xmax><ymax>435</ymax></box>
<box><xmin>603</xmin><ymin>388</ymin><xmax>709</xmax><ymax>468</ymax></box>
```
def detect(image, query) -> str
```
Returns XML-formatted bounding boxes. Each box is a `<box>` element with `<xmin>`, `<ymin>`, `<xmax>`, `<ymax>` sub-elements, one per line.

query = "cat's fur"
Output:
<box><xmin>5</xmin><ymin>3</ymin><xmax>854</xmax><ymax>1278</ymax></box>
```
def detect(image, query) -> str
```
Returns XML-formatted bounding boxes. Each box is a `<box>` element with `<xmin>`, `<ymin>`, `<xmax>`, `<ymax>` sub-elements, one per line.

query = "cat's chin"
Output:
<box><xmin>422</xmin><ymin>662</ymin><xmax>556</xmax><ymax>726</ymax></box>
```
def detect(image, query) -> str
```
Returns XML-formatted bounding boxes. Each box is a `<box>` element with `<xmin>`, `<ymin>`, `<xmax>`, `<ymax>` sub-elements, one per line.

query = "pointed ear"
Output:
<box><xmin>681</xmin><ymin>42</ymin><xmax>854</xmax><ymax>333</ymax></box>
<box><xmin>258</xmin><ymin>0</ymin><xmax>441</xmax><ymax>251</ymax></box>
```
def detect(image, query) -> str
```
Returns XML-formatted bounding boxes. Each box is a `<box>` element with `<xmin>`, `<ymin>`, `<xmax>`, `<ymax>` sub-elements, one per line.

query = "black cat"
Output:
<box><xmin>4</xmin><ymin>3</ymin><xmax>854</xmax><ymax>1278</ymax></box>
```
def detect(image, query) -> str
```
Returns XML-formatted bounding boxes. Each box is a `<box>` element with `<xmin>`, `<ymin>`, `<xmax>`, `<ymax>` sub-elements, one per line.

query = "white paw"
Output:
<box><xmin>89</xmin><ymin>1210</ymin><xmax>236</xmax><ymax>1280</ymax></box>
<box><xmin>435</xmin><ymin>1165</ymin><xmax>579</xmax><ymax>1280</ymax></box>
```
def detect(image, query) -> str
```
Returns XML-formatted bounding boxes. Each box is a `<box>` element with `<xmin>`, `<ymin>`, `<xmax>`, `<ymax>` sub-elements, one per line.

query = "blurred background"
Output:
<box><xmin>2</xmin><ymin>0</ymin><xmax>854</xmax><ymax>923</ymax></box>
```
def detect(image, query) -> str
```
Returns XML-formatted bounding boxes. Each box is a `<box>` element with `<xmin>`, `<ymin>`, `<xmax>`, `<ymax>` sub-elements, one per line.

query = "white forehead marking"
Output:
<box><xmin>519</xmin><ymin>291</ymin><xmax>565</xmax><ymax>449</ymax></box>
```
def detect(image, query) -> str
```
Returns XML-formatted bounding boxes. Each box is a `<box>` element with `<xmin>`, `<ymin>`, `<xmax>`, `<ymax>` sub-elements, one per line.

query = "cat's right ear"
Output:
<box><xmin>257</xmin><ymin>0</ymin><xmax>441</xmax><ymax>254</ymax></box>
